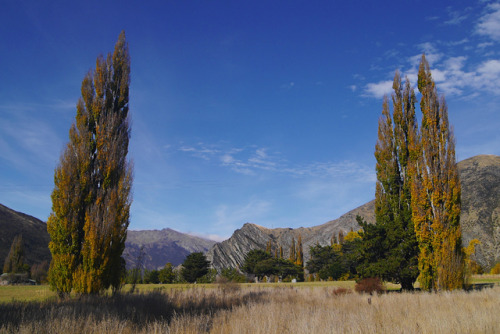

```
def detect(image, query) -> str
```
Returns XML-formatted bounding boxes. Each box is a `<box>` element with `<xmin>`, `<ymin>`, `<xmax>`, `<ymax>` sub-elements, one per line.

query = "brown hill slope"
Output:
<box><xmin>0</xmin><ymin>204</ymin><xmax>51</xmax><ymax>271</ymax></box>
<box><xmin>459</xmin><ymin>155</ymin><xmax>500</xmax><ymax>270</ymax></box>
<box><xmin>207</xmin><ymin>154</ymin><xmax>500</xmax><ymax>271</ymax></box>
<box><xmin>0</xmin><ymin>204</ymin><xmax>216</xmax><ymax>271</ymax></box>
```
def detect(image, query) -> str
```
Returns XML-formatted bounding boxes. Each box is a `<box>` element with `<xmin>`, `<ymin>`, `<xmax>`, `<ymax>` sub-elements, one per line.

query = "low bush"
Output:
<box><xmin>355</xmin><ymin>277</ymin><xmax>385</xmax><ymax>295</ymax></box>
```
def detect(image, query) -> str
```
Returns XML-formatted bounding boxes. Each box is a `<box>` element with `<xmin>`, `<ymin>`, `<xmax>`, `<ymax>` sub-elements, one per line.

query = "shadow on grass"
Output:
<box><xmin>0</xmin><ymin>288</ymin><xmax>266</xmax><ymax>330</ymax></box>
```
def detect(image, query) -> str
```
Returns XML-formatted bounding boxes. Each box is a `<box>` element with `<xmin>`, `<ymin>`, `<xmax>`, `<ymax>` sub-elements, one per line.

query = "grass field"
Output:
<box><xmin>1</xmin><ymin>276</ymin><xmax>499</xmax><ymax>333</ymax></box>
<box><xmin>0</xmin><ymin>281</ymin><xmax>358</xmax><ymax>303</ymax></box>
<box><xmin>0</xmin><ymin>280</ymin><xmax>391</xmax><ymax>303</ymax></box>
<box><xmin>1</xmin><ymin>275</ymin><xmax>498</xmax><ymax>303</ymax></box>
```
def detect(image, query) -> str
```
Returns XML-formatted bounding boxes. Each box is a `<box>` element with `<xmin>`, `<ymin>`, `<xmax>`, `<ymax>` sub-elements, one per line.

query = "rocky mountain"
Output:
<box><xmin>0</xmin><ymin>204</ymin><xmax>51</xmax><ymax>270</ymax></box>
<box><xmin>207</xmin><ymin>201</ymin><xmax>375</xmax><ymax>271</ymax></box>
<box><xmin>207</xmin><ymin>155</ymin><xmax>500</xmax><ymax>272</ymax></box>
<box><xmin>123</xmin><ymin>228</ymin><xmax>217</xmax><ymax>270</ymax></box>
<box><xmin>459</xmin><ymin>155</ymin><xmax>500</xmax><ymax>271</ymax></box>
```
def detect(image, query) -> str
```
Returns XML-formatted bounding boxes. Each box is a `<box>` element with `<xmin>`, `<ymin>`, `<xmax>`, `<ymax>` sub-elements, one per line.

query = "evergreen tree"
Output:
<box><xmin>359</xmin><ymin>71</ymin><xmax>419</xmax><ymax>290</ymax></box>
<box><xmin>412</xmin><ymin>54</ymin><xmax>463</xmax><ymax>291</ymax></box>
<box><xmin>158</xmin><ymin>263</ymin><xmax>176</xmax><ymax>284</ymax></box>
<box><xmin>3</xmin><ymin>234</ymin><xmax>26</xmax><ymax>274</ymax></box>
<box><xmin>181</xmin><ymin>252</ymin><xmax>210</xmax><ymax>283</ymax></box>
<box><xmin>306</xmin><ymin>244</ymin><xmax>343</xmax><ymax>280</ymax></box>
<box><xmin>241</xmin><ymin>249</ymin><xmax>271</xmax><ymax>277</ymax></box>
<box><xmin>47</xmin><ymin>31</ymin><xmax>132</xmax><ymax>295</ymax></box>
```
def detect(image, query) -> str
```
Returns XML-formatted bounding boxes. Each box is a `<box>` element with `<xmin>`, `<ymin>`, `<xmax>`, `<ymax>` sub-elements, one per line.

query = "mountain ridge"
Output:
<box><xmin>123</xmin><ymin>228</ymin><xmax>216</xmax><ymax>270</ymax></box>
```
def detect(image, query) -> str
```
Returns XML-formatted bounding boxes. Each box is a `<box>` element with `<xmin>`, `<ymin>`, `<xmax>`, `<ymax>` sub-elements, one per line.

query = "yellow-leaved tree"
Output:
<box><xmin>47</xmin><ymin>31</ymin><xmax>132</xmax><ymax>296</ymax></box>
<box><xmin>412</xmin><ymin>54</ymin><xmax>463</xmax><ymax>291</ymax></box>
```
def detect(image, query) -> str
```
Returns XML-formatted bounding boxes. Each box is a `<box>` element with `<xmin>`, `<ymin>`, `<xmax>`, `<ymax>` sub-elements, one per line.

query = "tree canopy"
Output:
<box><xmin>412</xmin><ymin>54</ymin><xmax>463</xmax><ymax>291</ymax></box>
<box><xmin>181</xmin><ymin>252</ymin><xmax>210</xmax><ymax>283</ymax></box>
<box><xmin>47</xmin><ymin>31</ymin><xmax>132</xmax><ymax>296</ymax></box>
<box><xmin>356</xmin><ymin>71</ymin><xmax>419</xmax><ymax>290</ymax></box>
<box><xmin>242</xmin><ymin>249</ymin><xmax>303</xmax><ymax>281</ymax></box>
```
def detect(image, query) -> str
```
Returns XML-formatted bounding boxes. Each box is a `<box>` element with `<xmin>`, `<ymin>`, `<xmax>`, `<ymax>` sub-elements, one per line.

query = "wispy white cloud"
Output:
<box><xmin>179</xmin><ymin>143</ymin><xmax>281</xmax><ymax>175</ymax></box>
<box><xmin>179</xmin><ymin>143</ymin><xmax>222</xmax><ymax>161</ymax></box>
<box><xmin>0</xmin><ymin>100</ymin><xmax>75</xmax><ymax>114</ymax></box>
<box><xmin>444</xmin><ymin>8</ymin><xmax>469</xmax><ymax>25</ymax></box>
<box><xmin>285</xmin><ymin>160</ymin><xmax>375</xmax><ymax>183</ymax></box>
<box><xmin>178</xmin><ymin>142</ymin><xmax>376</xmax><ymax>182</ymax></box>
<box><xmin>364</xmin><ymin>43</ymin><xmax>500</xmax><ymax>99</ymax></box>
<box><xmin>364</xmin><ymin>80</ymin><xmax>393</xmax><ymax>98</ymax></box>
<box><xmin>477</xmin><ymin>41</ymin><xmax>494</xmax><ymax>49</ymax></box>
<box><xmin>476</xmin><ymin>3</ymin><xmax>500</xmax><ymax>41</ymax></box>
<box><xmin>410</xmin><ymin>42</ymin><xmax>443</xmax><ymax>66</ymax></box>
<box><xmin>0</xmin><ymin>112</ymin><xmax>63</xmax><ymax>172</ymax></box>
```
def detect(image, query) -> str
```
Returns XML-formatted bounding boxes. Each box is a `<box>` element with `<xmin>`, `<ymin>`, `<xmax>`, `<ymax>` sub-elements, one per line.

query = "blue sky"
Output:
<box><xmin>1</xmin><ymin>1</ymin><xmax>499</xmax><ymax>241</ymax></box>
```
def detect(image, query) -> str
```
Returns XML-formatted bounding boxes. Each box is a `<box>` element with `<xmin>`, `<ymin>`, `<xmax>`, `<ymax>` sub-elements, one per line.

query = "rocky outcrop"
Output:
<box><xmin>208</xmin><ymin>155</ymin><xmax>500</xmax><ymax>272</ymax></box>
<box><xmin>124</xmin><ymin>228</ymin><xmax>216</xmax><ymax>270</ymax></box>
<box><xmin>459</xmin><ymin>155</ymin><xmax>500</xmax><ymax>270</ymax></box>
<box><xmin>207</xmin><ymin>201</ymin><xmax>375</xmax><ymax>271</ymax></box>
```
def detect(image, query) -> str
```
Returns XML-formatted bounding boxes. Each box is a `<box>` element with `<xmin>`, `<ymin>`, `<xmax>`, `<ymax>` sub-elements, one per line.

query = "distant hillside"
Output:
<box><xmin>123</xmin><ymin>228</ymin><xmax>217</xmax><ymax>270</ymax></box>
<box><xmin>208</xmin><ymin>154</ymin><xmax>500</xmax><ymax>272</ymax></box>
<box><xmin>459</xmin><ymin>155</ymin><xmax>500</xmax><ymax>270</ymax></box>
<box><xmin>0</xmin><ymin>204</ymin><xmax>51</xmax><ymax>270</ymax></box>
<box><xmin>0</xmin><ymin>204</ymin><xmax>217</xmax><ymax>272</ymax></box>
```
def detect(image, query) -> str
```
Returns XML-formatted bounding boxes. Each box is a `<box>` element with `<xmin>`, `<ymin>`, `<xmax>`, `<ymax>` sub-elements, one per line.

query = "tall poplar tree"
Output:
<box><xmin>358</xmin><ymin>71</ymin><xmax>419</xmax><ymax>290</ymax></box>
<box><xmin>289</xmin><ymin>237</ymin><xmax>296</xmax><ymax>263</ymax></box>
<box><xmin>412</xmin><ymin>54</ymin><xmax>463</xmax><ymax>291</ymax></box>
<box><xmin>296</xmin><ymin>235</ymin><xmax>304</xmax><ymax>267</ymax></box>
<box><xmin>47</xmin><ymin>31</ymin><xmax>132</xmax><ymax>295</ymax></box>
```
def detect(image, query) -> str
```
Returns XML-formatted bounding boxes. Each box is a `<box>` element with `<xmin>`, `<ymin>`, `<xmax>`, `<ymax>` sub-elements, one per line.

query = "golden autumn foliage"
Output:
<box><xmin>296</xmin><ymin>234</ymin><xmax>304</xmax><ymax>267</ymax></box>
<box><xmin>490</xmin><ymin>263</ymin><xmax>500</xmax><ymax>275</ymax></box>
<box><xmin>412</xmin><ymin>54</ymin><xmax>463</xmax><ymax>291</ymax></box>
<box><xmin>363</xmin><ymin>71</ymin><xmax>419</xmax><ymax>291</ymax></box>
<box><xmin>47</xmin><ymin>31</ymin><xmax>132</xmax><ymax>296</ymax></box>
<box><xmin>343</xmin><ymin>230</ymin><xmax>362</xmax><ymax>243</ymax></box>
<box><xmin>289</xmin><ymin>237</ymin><xmax>296</xmax><ymax>263</ymax></box>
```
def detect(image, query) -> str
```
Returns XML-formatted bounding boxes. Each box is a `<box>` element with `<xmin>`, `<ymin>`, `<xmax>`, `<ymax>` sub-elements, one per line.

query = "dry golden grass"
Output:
<box><xmin>1</xmin><ymin>283</ymin><xmax>499</xmax><ymax>333</ymax></box>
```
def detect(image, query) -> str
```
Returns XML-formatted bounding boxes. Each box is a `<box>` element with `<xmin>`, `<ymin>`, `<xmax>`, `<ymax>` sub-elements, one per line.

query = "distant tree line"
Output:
<box><xmin>241</xmin><ymin>236</ymin><xmax>305</xmax><ymax>282</ymax></box>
